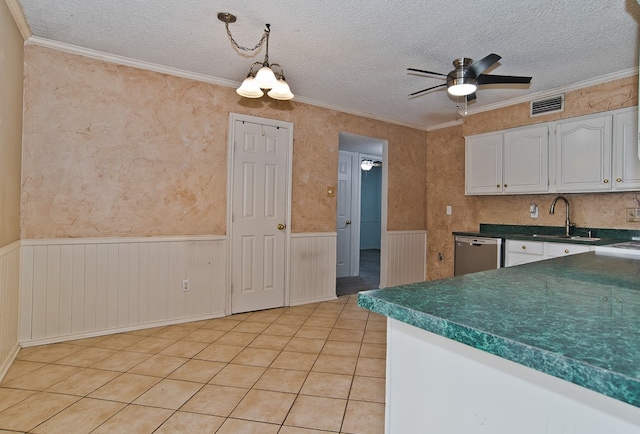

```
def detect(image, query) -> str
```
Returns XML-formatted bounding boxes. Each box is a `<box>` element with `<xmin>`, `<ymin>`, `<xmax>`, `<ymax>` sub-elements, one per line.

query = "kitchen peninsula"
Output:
<box><xmin>358</xmin><ymin>252</ymin><xmax>640</xmax><ymax>433</ymax></box>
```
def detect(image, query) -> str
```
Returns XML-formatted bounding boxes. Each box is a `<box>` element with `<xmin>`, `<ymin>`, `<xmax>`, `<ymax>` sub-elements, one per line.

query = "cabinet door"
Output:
<box><xmin>545</xmin><ymin>243</ymin><xmax>591</xmax><ymax>258</ymax></box>
<box><xmin>505</xmin><ymin>240</ymin><xmax>544</xmax><ymax>267</ymax></box>
<box><xmin>556</xmin><ymin>115</ymin><xmax>612</xmax><ymax>192</ymax></box>
<box><xmin>613</xmin><ymin>108</ymin><xmax>640</xmax><ymax>190</ymax></box>
<box><xmin>466</xmin><ymin>133</ymin><xmax>502</xmax><ymax>195</ymax></box>
<box><xmin>503</xmin><ymin>125</ymin><xmax>549</xmax><ymax>193</ymax></box>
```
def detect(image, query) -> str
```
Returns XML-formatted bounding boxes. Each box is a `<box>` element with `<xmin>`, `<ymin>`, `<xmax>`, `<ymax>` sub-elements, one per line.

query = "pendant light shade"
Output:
<box><xmin>236</xmin><ymin>76</ymin><xmax>264</xmax><ymax>98</ymax></box>
<box><xmin>254</xmin><ymin>65</ymin><xmax>279</xmax><ymax>89</ymax></box>
<box><xmin>267</xmin><ymin>79</ymin><xmax>294</xmax><ymax>100</ymax></box>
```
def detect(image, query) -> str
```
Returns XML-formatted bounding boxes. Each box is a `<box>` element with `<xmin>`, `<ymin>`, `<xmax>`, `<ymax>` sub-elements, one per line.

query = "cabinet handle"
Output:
<box><xmin>504</xmin><ymin>184</ymin><xmax>508</xmax><ymax>187</ymax></box>
<box><xmin>603</xmin><ymin>179</ymin><xmax>609</xmax><ymax>183</ymax></box>
<box><xmin>616</xmin><ymin>178</ymin><xmax>622</xmax><ymax>182</ymax></box>
<box><xmin>522</xmin><ymin>245</ymin><xmax>526</xmax><ymax>250</ymax></box>
<box><xmin>564</xmin><ymin>249</ymin><xmax>570</xmax><ymax>254</ymax></box>
<box><xmin>496</xmin><ymin>184</ymin><xmax>500</xmax><ymax>188</ymax></box>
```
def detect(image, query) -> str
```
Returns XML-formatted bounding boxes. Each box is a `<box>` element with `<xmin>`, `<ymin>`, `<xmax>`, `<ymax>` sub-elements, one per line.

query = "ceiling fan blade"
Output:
<box><xmin>468</xmin><ymin>54</ymin><xmax>501</xmax><ymax>77</ymax></box>
<box><xmin>477</xmin><ymin>74</ymin><xmax>532</xmax><ymax>85</ymax></box>
<box><xmin>407</xmin><ymin>68</ymin><xmax>448</xmax><ymax>77</ymax></box>
<box><xmin>409</xmin><ymin>83</ymin><xmax>447</xmax><ymax>96</ymax></box>
<box><xmin>466</xmin><ymin>92</ymin><xmax>477</xmax><ymax>101</ymax></box>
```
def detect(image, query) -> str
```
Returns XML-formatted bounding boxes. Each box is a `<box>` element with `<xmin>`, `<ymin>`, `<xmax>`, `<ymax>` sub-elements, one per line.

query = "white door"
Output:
<box><xmin>336</xmin><ymin>152</ymin><xmax>354</xmax><ymax>278</ymax></box>
<box><xmin>231</xmin><ymin>119</ymin><xmax>289</xmax><ymax>313</ymax></box>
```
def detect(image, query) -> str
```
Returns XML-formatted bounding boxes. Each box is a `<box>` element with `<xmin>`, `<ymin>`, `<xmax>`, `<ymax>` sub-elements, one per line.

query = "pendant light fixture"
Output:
<box><xmin>218</xmin><ymin>12</ymin><xmax>294</xmax><ymax>101</ymax></box>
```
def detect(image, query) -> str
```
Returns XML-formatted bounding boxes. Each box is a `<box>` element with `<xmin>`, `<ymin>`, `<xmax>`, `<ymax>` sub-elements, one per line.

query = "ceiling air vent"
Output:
<box><xmin>530</xmin><ymin>94</ymin><xmax>564</xmax><ymax>117</ymax></box>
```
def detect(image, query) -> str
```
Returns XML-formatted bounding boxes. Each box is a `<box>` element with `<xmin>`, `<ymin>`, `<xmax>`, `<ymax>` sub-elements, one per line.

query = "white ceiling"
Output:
<box><xmin>14</xmin><ymin>0</ymin><xmax>640</xmax><ymax>130</ymax></box>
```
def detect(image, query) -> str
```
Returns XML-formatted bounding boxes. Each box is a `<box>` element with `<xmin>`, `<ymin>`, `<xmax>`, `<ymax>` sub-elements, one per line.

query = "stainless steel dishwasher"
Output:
<box><xmin>454</xmin><ymin>235</ymin><xmax>503</xmax><ymax>276</ymax></box>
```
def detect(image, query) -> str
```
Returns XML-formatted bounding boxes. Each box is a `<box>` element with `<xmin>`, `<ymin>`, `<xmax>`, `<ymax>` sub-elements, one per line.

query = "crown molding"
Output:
<box><xmin>23</xmin><ymin>37</ymin><xmax>636</xmax><ymax>134</ymax></box>
<box><xmin>25</xmin><ymin>36</ymin><xmax>431</xmax><ymax>132</ymax></box>
<box><xmin>26</xmin><ymin>36</ymin><xmax>241</xmax><ymax>89</ymax></box>
<box><xmin>4</xmin><ymin>0</ymin><xmax>31</xmax><ymax>40</ymax></box>
<box><xmin>426</xmin><ymin>119</ymin><xmax>463</xmax><ymax>131</ymax></box>
<box><xmin>460</xmin><ymin>67</ymin><xmax>639</xmax><ymax>118</ymax></box>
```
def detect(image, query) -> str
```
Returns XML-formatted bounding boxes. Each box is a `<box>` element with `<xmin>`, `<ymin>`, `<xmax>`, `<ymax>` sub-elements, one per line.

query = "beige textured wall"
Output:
<box><xmin>426</xmin><ymin>75</ymin><xmax>640</xmax><ymax>281</ymax></box>
<box><xmin>0</xmin><ymin>0</ymin><xmax>24</xmax><ymax>247</ymax></box>
<box><xmin>21</xmin><ymin>45</ymin><xmax>427</xmax><ymax>239</ymax></box>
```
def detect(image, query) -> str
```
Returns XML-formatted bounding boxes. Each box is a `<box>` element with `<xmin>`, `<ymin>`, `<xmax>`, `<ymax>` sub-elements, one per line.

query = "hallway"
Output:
<box><xmin>336</xmin><ymin>249</ymin><xmax>380</xmax><ymax>296</ymax></box>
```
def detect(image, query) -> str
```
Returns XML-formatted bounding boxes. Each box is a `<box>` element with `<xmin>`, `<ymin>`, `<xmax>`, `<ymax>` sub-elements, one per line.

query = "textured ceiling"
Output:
<box><xmin>15</xmin><ymin>0</ymin><xmax>640</xmax><ymax>130</ymax></box>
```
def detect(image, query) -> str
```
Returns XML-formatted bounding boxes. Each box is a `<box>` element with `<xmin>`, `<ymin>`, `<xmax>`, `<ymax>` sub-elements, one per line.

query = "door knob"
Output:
<box><xmin>277</xmin><ymin>223</ymin><xmax>286</xmax><ymax>230</ymax></box>
<box><xmin>346</xmin><ymin>220</ymin><xmax>352</xmax><ymax>225</ymax></box>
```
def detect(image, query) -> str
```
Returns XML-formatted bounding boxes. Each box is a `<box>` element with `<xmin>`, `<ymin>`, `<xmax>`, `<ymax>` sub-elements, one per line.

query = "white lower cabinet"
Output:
<box><xmin>505</xmin><ymin>240</ymin><xmax>544</xmax><ymax>267</ymax></box>
<box><xmin>505</xmin><ymin>239</ymin><xmax>592</xmax><ymax>267</ymax></box>
<box><xmin>546</xmin><ymin>242</ymin><xmax>591</xmax><ymax>258</ymax></box>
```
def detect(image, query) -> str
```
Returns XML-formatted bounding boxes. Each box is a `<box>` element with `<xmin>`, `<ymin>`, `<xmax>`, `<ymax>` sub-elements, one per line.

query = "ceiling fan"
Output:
<box><xmin>407</xmin><ymin>54</ymin><xmax>532</xmax><ymax>101</ymax></box>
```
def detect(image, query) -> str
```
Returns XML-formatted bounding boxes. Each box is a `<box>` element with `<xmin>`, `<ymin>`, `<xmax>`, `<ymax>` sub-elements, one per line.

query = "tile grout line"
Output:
<box><xmin>1</xmin><ymin>294</ymin><xmax>384</xmax><ymax>433</ymax></box>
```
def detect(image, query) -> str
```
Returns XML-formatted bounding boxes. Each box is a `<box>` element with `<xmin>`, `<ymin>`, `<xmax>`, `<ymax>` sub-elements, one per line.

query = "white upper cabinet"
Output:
<box><xmin>466</xmin><ymin>133</ymin><xmax>503</xmax><ymax>195</ymax></box>
<box><xmin>466</xmin><ymin>126</ymin><xmax>548</xmax><ymax>195</ymax></box>
<box><xmin>556</xmin><ymin>114</ymin><xmax>612</xmax><ymax>192</ymax></box>
<box><xmin>503</xmin><ymin>125</ymin><xmax>549</xmax><ymax>193</ymax></box>
<box><xmin>613</xmin><ymin>108</ymin><xmax>640</xmax><ymax>190</ymax></box>
<box><xmin>465</xmin><ymin>107</ymin><xmax>639</xmax><ymax>195</ymax></box>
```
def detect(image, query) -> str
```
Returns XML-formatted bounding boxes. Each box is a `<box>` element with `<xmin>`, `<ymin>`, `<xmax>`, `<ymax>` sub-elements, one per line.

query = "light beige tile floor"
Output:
<box><xmin>0</xmin><ymin>294</ymin><xmax>386</xmax><ymax>433</ymax></box>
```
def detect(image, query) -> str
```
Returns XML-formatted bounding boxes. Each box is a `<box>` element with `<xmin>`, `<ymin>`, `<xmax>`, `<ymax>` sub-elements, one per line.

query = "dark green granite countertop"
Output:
<box><xmin>358</xmin><ymin>252</ymin><xmax>640</xmax><ymax>407</ymax></box>
<box><xmin>453</xmin><ymin>224</ymin><xmax>640</xmax><ymax>246</ymax></box>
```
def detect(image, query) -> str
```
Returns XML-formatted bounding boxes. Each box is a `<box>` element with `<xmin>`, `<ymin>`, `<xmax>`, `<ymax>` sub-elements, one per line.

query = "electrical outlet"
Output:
<box><xmin>626</xmin><ymin>208</ymin><xmax>640</xmax><ymax>222</ymax></box>
<box><xmin>182</xmin><ymin>279</ymin><xmax>190</xmax><ymax>292</ymax></box>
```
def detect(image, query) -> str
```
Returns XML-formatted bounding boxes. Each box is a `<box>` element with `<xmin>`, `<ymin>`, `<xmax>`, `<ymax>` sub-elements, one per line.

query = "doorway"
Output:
<box><xmin>335</xmin><ymin>133</ymin><xmax>386</xmax><ymax>296</ymax></box>
<box><xmin>227</xmin><ymin>113</ymin><xmax>293</xmax><ymax>314</ymax></box>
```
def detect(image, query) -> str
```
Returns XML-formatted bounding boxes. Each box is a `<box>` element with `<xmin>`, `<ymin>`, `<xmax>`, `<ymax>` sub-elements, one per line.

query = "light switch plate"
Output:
<box><xmin>326</xmin><ymin>187</ymin><xmax>335</xmax><ymax>197</ymax></box>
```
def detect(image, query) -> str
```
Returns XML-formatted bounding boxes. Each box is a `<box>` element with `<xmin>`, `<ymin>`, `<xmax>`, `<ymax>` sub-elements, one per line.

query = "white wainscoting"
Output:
<box><xmin>289</xmin><ymin>233</ymin><xmax>337</xmax><ymax>305</ymax></box>
<box><xmin>20</xmin><ymin>236</ymin><xmax>227</xmax><ymax>346</ymax></box>
<box><xmin>0</xmin><ymin>241</ymin><xmax>21</xmax><ymax>381</ymax></box>
<box><xmin>383</xmin><ymin>230</ymin><xmax>427</xmax><ymax>287</ymax></box>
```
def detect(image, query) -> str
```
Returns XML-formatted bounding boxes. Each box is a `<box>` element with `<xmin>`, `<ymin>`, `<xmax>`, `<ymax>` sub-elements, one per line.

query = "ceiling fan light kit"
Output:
<box><xmin>408</xmin><ymin>54</ymin><xmax>532</xmax><ymax>102</ymax></box>
<box><xmin>360</xmin><ymin>160</ymin><xmax>382</xmax><ymax>171</ymax></box>
<box><xmin>446</xmin><ymin>58</ymin><xmax>477</xmax><ymax>96</ymax></box>
<box><xmin>218</xmin><ymin>12</ymin><xmax>294</xmax><ymax>101</ymax></box>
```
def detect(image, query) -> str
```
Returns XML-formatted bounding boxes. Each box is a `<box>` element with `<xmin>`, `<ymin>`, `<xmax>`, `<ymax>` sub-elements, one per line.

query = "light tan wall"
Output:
<box><xmin>426</xmin><ymin>75</ymin><xmax>640</xmax><ymax>281</ymax></box>
<box><xmin>0</xmin><ymin>0</ymin><xmax>24</xmax><ymax>247</ymax></box>
<box><xmin>21</xmin><ymin>45</ymin><xmax>427</xmax><ymax>239</ymax></box>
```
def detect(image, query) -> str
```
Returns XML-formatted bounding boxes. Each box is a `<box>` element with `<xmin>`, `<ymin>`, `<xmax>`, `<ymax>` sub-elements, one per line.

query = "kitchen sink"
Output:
<box><xmin>531</xmin><ymin>234</ymin><xmax>601</xmax><ymax>241</ymax></box>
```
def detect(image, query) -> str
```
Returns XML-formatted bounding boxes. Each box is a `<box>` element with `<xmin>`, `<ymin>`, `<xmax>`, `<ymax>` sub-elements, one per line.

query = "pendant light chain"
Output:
<box><xmin>223</xmin><ymin>22</ymin><xmax>270</xmax><ymax>53</ymax></box>
<box><xmin>219</xmin><ymin>12</ymin><xmax>294</xmax><ymax>101</ymax></box>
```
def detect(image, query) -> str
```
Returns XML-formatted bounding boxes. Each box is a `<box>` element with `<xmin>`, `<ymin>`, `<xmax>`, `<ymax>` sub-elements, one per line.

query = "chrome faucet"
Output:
<box><xmin>549</xmin><ymin>195</ymin><xmax>574</xmax><ymax>237</ymax></box>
